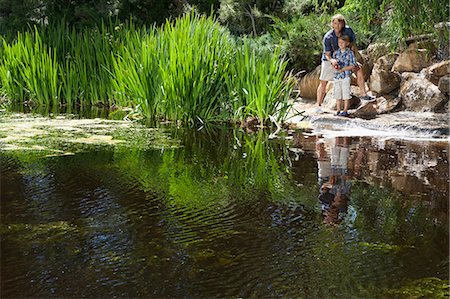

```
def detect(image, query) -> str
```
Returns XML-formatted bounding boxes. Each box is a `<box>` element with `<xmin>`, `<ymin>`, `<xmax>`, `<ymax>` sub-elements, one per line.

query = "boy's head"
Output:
<box><xmin>338</xmin><ymin>35</ymin><xmax>351</xmax><ymax>49</ymax></box>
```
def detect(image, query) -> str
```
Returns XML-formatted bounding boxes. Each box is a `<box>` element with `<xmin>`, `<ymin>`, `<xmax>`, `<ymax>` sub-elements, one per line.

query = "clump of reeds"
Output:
<box><xmin>0</xmin><ymin>13</ymin><xmax>294</xmax><ymax>124</ymax></box>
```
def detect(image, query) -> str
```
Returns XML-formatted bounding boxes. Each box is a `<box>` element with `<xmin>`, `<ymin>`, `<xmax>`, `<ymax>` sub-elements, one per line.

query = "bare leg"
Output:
<box><xmin>316</xmin><ymin>80</ymin><xmax>328</xmax><ymax>106</ymax></box>
<box><xmin>357</xmin><ymin>68</ymin><xmax>366</xmax><ymax>96</ymax></box>
<box><xmin>336</xmin><ymin>99</ymin><xmax>342</xmax><ymax>113</ymax></box>
<box><xmin>343</xmin><ymin>99</ymin><xmax>349</xmax><ymax>112</ymax></box>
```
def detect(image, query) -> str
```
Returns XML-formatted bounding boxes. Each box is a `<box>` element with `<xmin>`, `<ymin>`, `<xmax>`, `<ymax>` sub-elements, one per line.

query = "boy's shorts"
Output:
<box><xmin>319</xmin><ymin>60</ymin><xmax>334</xmax><ymax>81</ymax></box>
<box><xmin>333</xmin><ymin>77</ymin><xmax>351</xmax><ymax>100</ymax></box>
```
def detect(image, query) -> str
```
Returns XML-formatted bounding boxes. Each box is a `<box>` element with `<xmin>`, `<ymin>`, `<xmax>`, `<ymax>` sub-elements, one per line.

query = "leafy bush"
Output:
<box><xmin>269</xmin><ymin>15</ymin><xmax>326</xmax><ymax>72</ymax></box>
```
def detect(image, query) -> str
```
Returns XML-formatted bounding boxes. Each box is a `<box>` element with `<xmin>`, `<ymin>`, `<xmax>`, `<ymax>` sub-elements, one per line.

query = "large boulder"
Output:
<box><xmin>353</xmin><ymin>102</ymin><xmax>377</xmax><ymax>118</ymax></box>
<box><xmin>423</xmin><ymin>60</ymin><xmax>450</xmax><ymax>85</ymax></box>
<box><xmin>399</xmin><ymin>73</ymin><xmax>448</xmax><ymax>112</ymax></box>
<box><xmin>298</xmin><ymin>65</ymin><xmax>320</xmax><ymax>100</ymax></box>
<box><xmin>369</xmin><ymin>54</ymin><xmax>401</xmax><ymax>94</ymax></box>
<box><xmin>392</xmin><ymin>43</ymin><xmax>433</xmax><ymax>73</ymax></box>
<box><xmin>352</xmin><ymin>95</ymin><xmax>401</xmax><ymax>118</ymax></box>
<box><xmin>375</xmin><ymin>95</ymin><xmax>401</xmax><ymax>114</ymax></box>
<box><xmin>365</xmin><ymin>43</ymin><xmax>391</xmax><ymax>65</ymax></box>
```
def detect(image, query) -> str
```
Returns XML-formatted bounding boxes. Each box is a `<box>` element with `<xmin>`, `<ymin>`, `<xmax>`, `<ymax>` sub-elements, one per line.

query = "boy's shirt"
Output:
<box><xmin>333</xmin><ymin>48</ymin><xmax>356</xmax><ymax>80</ymax></box>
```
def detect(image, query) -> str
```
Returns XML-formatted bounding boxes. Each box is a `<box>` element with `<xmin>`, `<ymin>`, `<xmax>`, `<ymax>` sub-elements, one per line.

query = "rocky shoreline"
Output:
<box><xmin>295</xmin><ymin>29</ymin><xmax>449</xmax><ymax>123</ymax></box>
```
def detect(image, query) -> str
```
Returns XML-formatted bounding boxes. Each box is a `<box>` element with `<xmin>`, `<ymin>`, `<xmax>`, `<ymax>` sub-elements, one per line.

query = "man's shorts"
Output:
<box><xmin>319</xmin><ymin>60</ymin><xmax>334</xmax><ymax>81</ymax></box>
<box><xmin>333</xmin><ymin>77</ymin><xmax>351</xmax><ymax>100</ymax></box>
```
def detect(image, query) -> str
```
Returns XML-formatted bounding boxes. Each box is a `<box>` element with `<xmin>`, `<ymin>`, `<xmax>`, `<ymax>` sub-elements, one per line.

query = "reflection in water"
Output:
<box><xmin>316</xmin><ymin>137</ymin><xmax>352</xmax><ymax>226</ymax></box>
<box><xmin>1</xmin><ymin>127</ymin><xmax>449</xmax><ymax>298</ymax></box>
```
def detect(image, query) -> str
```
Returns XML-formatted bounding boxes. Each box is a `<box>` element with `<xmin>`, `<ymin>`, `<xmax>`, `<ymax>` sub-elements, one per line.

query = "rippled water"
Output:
<box><xmin>1</xmin><ymin>118</ymin><xmax>449</xmax><ymax>298</ymax></box>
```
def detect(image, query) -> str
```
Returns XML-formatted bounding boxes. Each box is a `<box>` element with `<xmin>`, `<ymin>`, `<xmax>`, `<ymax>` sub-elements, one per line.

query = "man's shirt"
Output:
<box><xmin>321</xmin><ymin>26</ymin><xmax>356</xmax><ymax>61</ymax></box>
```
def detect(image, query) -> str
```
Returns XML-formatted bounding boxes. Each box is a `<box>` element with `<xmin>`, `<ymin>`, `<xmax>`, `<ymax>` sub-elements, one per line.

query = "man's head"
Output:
<box><xmin>331</xmin><ymin>14</ymin><xmax>346</xmax><ymax>32</ymax></box>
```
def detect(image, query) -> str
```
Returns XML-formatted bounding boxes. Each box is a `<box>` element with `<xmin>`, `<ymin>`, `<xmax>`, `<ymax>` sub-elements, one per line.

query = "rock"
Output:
<box><xmin>370</xmin><ymin>71</ymin><xmax>401</xmax><ymax>95</ymax></box>
<box><xmin>392</xmin><ymin>44</ymin><xmax>433</xmax><ymax>73</ymax></box>
<box><xmin>353</xmin><ymin>102</ymin><xmax>377</xmax><ymax>118</ymax></box>
<box><xmin>399</xmin><ymin>73</ymin><xmax>447</xmax><ymax>112</ymax></box>
<box><xmin>375</xmin><ymin>95</ymin><xmax>401</xmax><ymax>114</ymax></box>
<box><xmin>438</xmin><ymin>75</ymin><xmax>450</xmax><ymax>95</ymax></box>
<box><xmin>374</xmin><ymin>53</ymin><xmax>399</xmax><ymax>72</ymax></box>
<box><xmin>391</xmin><ymin>175</ymin><xmax>425</xmax><ymax>194</ymax></box>
<box><xmin>370</xmin><ymin>54</ymin><xmax>401</xmax><ymax>94</ymax></box>
<box><xmin>298</xmin><ymin>65</ymin><xmax>320</xmax><ymax>100</ymax></box>
<box><xmin>423</xmin><ymin>60</ymin><xmax>450</xmax><ymax>85</ymax></box>
<box><xmin>365</xmin><ymin>43</ymin><xmax>391</xmax><ymax>65</ymax></box>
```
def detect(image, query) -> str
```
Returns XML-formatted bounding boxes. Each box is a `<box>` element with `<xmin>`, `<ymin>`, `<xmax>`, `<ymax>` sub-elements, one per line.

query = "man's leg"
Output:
<box><xmin>357</xmin><ymin>68</ymin><xmax>366</xmax><ymax>96</ymax></box>
<box><xmin>357</xmin><ymin>68</ymin><xmax>375</xmax><ymax>101</ymax></box>
<box><xmin>316</xmin><ymin>80</ymin><xmax>328</xmax><ymax>106</ymax></box>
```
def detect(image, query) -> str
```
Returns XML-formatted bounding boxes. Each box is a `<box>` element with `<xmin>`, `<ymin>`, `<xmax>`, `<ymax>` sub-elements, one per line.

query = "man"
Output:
<box><xmin>316</xmin><ymin>14</ymin><xmax>374</xmax><ymax>113</ymax></box>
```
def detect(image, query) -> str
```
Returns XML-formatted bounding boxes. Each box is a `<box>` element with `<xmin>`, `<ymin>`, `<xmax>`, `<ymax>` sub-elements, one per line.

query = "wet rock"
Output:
<box><xmin>370</xmin><ymin>54</ymin><xmax>401</xmax><ymax>94</ymax></box>
<box><xmin>392</xmin><ymin>44</ymin><xmax>433</xmax><ymax>73</ymax></box>
<box><xmin>298</xmin><ymin>65</ymin><xmax>320</xmax><ymax>100</ymax></box>
<box><xmin>390</xmin><ymin>174</ymin><xmax>425</xmax><ymax>194</ymax></box>
<box><xmin>240</xmin><ymin>116</ymin><xmax>260</xmax><ymax>132</ymax></box>
<box><xmin>399</xmin><ymin>73</ymin><xmax>447</xmax><ymax>112</ymax></box>
<box><xmin>423</xmin><ymin>60</ymin><xmax>450</xmax><ymax>85</ymax></box>
<box><xmin>438</xmin><ymin>75</ymin><xmax>450</xmax><ymax>95</ymax></box>
<box><xmin>353</xmin><ymin>102</ymin><xmax>377</xmax><ymax>118</ymax></box>
<box><xmin>375</xmin><ymin>95</ymin><xmax>401</xmax><ymax>114</ymax></box>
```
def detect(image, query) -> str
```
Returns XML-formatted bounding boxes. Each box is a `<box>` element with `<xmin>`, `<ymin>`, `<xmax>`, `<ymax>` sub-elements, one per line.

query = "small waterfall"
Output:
<box><xmin>310</xmin><ymin>111</ymin><xmax>449</xmax><ymax>141</ymax></box>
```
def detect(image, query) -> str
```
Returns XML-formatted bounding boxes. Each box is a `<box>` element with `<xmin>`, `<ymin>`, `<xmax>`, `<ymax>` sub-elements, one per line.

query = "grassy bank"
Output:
<box><xmin>0</xmin><ymin>13</ymin><xmax>294</xmax><ymax>125</ymax></box>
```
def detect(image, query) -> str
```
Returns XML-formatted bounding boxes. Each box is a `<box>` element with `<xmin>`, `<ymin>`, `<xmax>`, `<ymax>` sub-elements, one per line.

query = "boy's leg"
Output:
<box><xmin>343</xmin><ymin>77</ymin><xmax>351</xmax><ymax>112</ymax></box>
<box><xmin>333</xmin><ymin>79</ymin><xmax>342</xmax><ymax>114</ymax></box>
<box><xmin>343</xmin><ymin>99</ymin><xmax>349</xmax><ymax>112</ymax></box>
<box><xmin>337</xmin><ymin>99</ymin><xmax>343</xmax><ymax>112</ymax></box>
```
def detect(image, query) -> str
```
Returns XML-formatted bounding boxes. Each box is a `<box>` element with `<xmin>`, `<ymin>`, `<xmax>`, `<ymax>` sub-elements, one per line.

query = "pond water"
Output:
<box><xmin>1</xmin><ymin>112</ymin><xmax>449</xmax><ymax>298</ymax></box>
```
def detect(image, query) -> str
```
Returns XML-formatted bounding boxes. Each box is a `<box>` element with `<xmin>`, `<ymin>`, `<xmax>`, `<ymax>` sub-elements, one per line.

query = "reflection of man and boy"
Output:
<box><xmin>316</xmin><ymin>136</ymin><xmax>360</xmax><ymax>225</ymax></box>
<box><xmin>316</xmin><ymin>14</ymin><xmax>375</xmax><ymax>116</ymax></box>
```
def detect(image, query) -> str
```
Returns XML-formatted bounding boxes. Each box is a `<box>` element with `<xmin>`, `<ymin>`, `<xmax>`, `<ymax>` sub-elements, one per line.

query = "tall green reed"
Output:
<box><xmin>0</xmin><ymin>13</ymin><xmax>294</xmax><ymax>124</ymax></box>
<box><xmin>225</xmin><ymin>40</ymin><xmax>295</xmax><ymax>124</ymax></box>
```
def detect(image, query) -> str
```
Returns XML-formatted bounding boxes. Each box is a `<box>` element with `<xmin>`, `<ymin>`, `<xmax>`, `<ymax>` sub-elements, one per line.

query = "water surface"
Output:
<box><xmin>1</xmin><ymin>114</ymin><xmax>449</xmax><ymax>298</ymax></box>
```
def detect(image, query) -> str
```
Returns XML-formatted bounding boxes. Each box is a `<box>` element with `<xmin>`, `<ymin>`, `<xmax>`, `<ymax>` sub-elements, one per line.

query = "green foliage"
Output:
<box><xmin>218</xmin><ymin>0</ymin><xmax>284</xmax><ymax>35</ymax></box>
<box><xmin>0</xmin><ymin>13</ymin><xmax>294</xmax><ymax>124</ymax></box>
<box><xmin>341</xmin><ymin>0</ymin><xmax>448</xmax><ymax>45</ymax></box>
<box><xmin>225</xmin><ymin>39</ymin><xmax>294</xmax><ymax>122</ymax></box>
<box><xmin>269</xmin><ymin>15</ymin><xmax>326</xmax><ymax>71</ymax></box>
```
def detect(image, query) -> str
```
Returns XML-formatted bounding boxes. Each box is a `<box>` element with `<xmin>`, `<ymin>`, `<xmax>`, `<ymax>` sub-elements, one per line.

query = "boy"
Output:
<box><xmin>333</xmin><ymin>35</ymin><xmax>356</xmax><ymax>117</ymax></box>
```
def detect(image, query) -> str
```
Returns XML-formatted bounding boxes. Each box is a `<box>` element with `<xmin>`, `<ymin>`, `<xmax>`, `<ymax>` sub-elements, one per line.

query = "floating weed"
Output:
<box><xmin>0</xmin><ymin>112</ymin><xmax>180</xmax><ymax>157</ymax></box>
<box><xmin>359</xmin><ymin>241</ymin><xmax>415</xmax><ymax>251</ymax></box>
<box><xmin>384</xmin><ymin>277</ymin><xmax>450</xmax><ymax>299</ymax></box>
<box><xmin>1</xmin><ymin>221</ymin><xmax>79</xmax><ymax>243</ymax></box>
